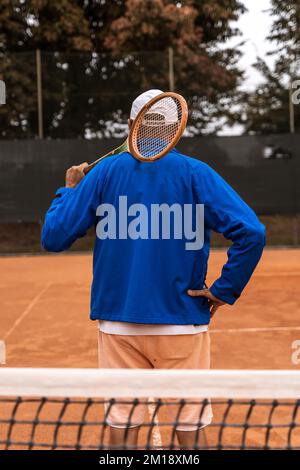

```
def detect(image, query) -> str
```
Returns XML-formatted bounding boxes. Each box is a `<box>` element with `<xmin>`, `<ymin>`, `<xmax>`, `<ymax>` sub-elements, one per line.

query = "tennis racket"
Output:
<box><xmin>128</xmin><ymin>91</ymin><xmax>188</xmax><ymax>162</ymax></box>
<box><xmin>83</xmin><ymin>91</ymin><xmax>188</xmax><ymax>172</ymax></box>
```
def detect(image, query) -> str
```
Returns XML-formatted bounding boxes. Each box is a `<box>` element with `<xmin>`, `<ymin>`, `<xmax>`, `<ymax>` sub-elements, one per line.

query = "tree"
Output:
<box><xmin>267</xmin><ymin>0</ymin><xmax>300</xmax><ymax>73</ymax></box>
<box><xmin>105</xmin><ymin>0</ymin><xmax>246</xmax><ymax>134</ymax></box>
<box><xmin>0</xmin><ymin>0</ymin><xmax>34</xmax><ymax>137</ymax></box>
<box><xmin>0</xmin><ymin>0</ymin><xmax>246</xmax><ymax>138</ymax></box>
<box><xmin>244</xmin><ymin>0</ymin><xmax>300</xmax><ymax>134</ymax></box>
<box><xmin>0</xmin><ymin>0</ymin><xmax>93</xmax><ymax>138</ymax></box>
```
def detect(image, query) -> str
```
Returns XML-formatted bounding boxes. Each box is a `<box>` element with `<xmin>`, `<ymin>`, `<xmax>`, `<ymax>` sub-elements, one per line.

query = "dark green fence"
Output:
<box><xmin>0</xmin><ymin>134</ymin><xmax>299</xmax><ymax>224</ymax></box>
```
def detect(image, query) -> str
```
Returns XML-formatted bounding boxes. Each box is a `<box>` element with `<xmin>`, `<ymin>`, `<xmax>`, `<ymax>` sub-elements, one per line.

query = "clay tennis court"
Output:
<box><xmin>1</xmin><ymin>247</ymin><xmax>300</xmax><ymax>449</ymax></box>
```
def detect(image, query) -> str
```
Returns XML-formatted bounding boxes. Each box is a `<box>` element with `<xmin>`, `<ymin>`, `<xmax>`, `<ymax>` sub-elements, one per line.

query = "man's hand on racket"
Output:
<box><xmin>187</xmin><ymin>288</ymin><xmax>226</xmax><ymax>317</ymax></box>
<box><xmin>65</xmin><ymin>163</ymin><xmax>88</xmax><ymax>188</ymax></box>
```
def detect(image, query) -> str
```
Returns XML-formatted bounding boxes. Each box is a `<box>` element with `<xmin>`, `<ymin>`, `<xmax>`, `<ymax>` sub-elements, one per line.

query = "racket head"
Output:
<box><xmin>128</xmin><ymin>92</ymin><xmax>188</xmax><ymax>162</ymax></box>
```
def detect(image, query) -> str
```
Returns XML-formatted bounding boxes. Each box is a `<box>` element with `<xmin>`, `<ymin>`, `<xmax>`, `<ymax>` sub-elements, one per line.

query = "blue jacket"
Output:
<box><xmin>42</xmin><ymin>149</ymin><xmax>265</xmax><ymax>325</ymax></box>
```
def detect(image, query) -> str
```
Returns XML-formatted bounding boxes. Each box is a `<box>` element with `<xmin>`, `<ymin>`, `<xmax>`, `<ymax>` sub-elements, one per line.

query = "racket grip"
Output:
<box><xmin>83</xmin><ymin>139</ymin><xmax>128</xmax><ymax>175</ymax></box>
<box><xmin>83</xmin><ymin>160</ymin><xmax>99</xmax><ymax>175</ymax></box>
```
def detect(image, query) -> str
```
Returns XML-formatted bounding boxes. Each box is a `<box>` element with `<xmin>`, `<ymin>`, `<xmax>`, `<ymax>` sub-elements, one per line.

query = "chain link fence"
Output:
<box><xmin>0</xmin><ymin>49</ymin><xmax>233</xmax><ymax>140</ymax></box>
<box><xmin>0</xmin><ymin>49</ymin><xmax>183</xmax><ymax>139</ymax></box>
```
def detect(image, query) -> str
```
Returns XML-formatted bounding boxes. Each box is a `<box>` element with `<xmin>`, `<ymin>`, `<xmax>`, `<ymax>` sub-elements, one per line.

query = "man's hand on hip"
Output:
<box><xmin>65</xmin><ymin>163</ymin><xmax>89</xmax><ymax>188</ymax></box>
<box><xmin>187</xmin><ymin>288</ymin><xmax>226</xmax><ymax>317</ymax></box>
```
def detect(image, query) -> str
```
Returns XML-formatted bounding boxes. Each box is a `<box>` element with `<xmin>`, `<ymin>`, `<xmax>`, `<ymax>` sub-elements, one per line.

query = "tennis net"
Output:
<box><xmin>0</xmin><ymin>368</ymin><xmax>299</xmax><ymax>450</ymax></box>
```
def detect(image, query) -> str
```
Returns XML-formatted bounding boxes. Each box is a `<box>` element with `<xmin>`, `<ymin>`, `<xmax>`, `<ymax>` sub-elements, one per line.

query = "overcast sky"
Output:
<box><xmin>231</xmin><ymin>0</ymin><xmax>274</xmax><ymax>90</ymax></box>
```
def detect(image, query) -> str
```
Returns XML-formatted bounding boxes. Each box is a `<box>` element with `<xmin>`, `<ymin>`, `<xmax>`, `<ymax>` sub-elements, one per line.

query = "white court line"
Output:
<box><xmin>0</xmin><ymin>340</ymin><xmax>5</xmax><ymax>364</ymax></box>
<box><xmin>148</xmin><ymin>399</ymin><xmax>163</xmax><ymax>449</ymax></box>
<box><xmin>3</xmin><ymin>282</ymin><xmax>52</xmax><ymax>341</ymax></box>
<box><xmin>211</xmin><ymin>326</ymin><xmax>300</xmax><ymax>334</ymax></box>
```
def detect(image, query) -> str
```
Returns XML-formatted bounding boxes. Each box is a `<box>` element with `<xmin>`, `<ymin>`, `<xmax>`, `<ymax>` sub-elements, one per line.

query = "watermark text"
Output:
<box><xmin>96</xmin><ymin>196</ymin><xmax>204</xmax><ymax>250</ymax></box>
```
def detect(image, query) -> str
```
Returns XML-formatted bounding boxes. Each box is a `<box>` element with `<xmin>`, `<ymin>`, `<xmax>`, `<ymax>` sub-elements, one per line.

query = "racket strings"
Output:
<box><xmin>135</xmin><ymin>96</ymin><xmax>183</xmax><ymax>159</ymax></box>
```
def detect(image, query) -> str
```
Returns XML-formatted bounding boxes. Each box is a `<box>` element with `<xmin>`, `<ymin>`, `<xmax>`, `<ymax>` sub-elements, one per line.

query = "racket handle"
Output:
<box><xmin>83</xmin><ymin>139</ymin><xmax>128</xmax><ymax>175</ymax></box>
<box><xmin>83</xmin><ymin>159</ymin><xmax>100</xmax><ymax>175</ymax></box>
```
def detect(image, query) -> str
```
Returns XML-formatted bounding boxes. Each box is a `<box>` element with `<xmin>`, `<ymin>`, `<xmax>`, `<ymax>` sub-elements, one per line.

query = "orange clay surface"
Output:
<box><xmin>0</xmin><ymin>248</ymin><xmax>300</xmax><ymax>449</ymax></box>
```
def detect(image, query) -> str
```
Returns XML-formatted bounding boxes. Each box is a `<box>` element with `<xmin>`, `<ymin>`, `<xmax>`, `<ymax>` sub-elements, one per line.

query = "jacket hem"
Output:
<box><xmin>90</xmin><ymin>311</ymin><xmax>210</xmax><ymax>325</ymax></box>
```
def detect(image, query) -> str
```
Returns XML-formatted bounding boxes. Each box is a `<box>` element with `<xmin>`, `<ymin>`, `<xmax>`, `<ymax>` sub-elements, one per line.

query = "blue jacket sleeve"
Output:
<box><xmin>41</xmin><ymin>166</ymin><xmax>104</xmax><ymax>252</ymax></box>
<box><xmin>194</xmin><ymin>163</ymin><xmax>265</xmax><ymax>304</ymax></box>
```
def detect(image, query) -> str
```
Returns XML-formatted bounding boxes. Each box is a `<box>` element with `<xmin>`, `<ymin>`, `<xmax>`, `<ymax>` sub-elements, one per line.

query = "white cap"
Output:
<box><xmin>130</xmin><ymin>89</ymin><xmax>164</xmax><ymax>120</ymax></box>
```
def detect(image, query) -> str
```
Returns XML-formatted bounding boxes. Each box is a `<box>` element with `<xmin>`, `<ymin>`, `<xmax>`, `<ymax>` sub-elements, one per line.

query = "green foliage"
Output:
<box><xmin>0</xmin><ymin>0</ymin><xmax>92</xmax><ymax>138</ymax></box>
<box><xmin>0</xmin><ymin>0</ymin><xmax>246</xmax><ymax>138</ymax></box>
<box><xmin>244</xmin><ymin>0</ymin><xmax>300</xmax><ymax>134</ymax></box>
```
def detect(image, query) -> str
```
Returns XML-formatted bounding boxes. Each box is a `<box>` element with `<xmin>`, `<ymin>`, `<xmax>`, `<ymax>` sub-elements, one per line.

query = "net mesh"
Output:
<box><xmin>133</xmin><ymin>95</ymin><xmax>184</xmax><ymax>159</ymax></box>
<box><xmin>1</xmin><ymin>369</ymin><xmax>300</xmax><ymax>450</ymax></box>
